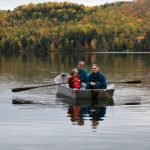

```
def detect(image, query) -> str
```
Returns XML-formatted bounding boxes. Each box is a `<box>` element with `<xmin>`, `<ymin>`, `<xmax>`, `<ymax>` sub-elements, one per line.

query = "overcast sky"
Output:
<box><xmin>0</xmin><ymin>0</ymin><xmax>133</xmax><ymax>10</ymax></box>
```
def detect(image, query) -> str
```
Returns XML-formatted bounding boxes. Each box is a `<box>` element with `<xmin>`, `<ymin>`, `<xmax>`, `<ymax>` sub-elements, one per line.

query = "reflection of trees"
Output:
<box><xmin>84</xmin><ymin>51</ymin><xmax>89</xmax><ymax>64</ymax></box>
<box><xmin>0</xmin><ymin>53</ymin><xmax>150</xmax><ymax>82</ymax></box>
<box><xmin>91</xmin><ymin>53</ymin><xmax>97</xmax><ymax>64</ymax></box>
<box><xmin>49</xmin><ymin>51</ymin><xmax>55</xmax><ymax>65</ymax></box>
<box><xmin>49</xmin><ymin>51</ymin><xmax>64</xmax><ymax>73</ymax></box>
<box><xmin>58</xmin><ymin>53</ymin><xmax>150</xmax><ymax>80</ymax></box>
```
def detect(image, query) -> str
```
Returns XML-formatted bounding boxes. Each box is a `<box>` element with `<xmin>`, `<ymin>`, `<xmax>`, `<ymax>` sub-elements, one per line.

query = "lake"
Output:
<box><xmin>0</xmin><ymin>52</ymin><xmax>150</xmax><ymax>150</ymax></box>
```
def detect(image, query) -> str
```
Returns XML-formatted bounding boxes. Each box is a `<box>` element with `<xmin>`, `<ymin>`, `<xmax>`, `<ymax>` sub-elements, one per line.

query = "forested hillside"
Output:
<box><xmin>0</xmin><ymin>0</ymin><xmax>150</xmax><ymax>55</ymax></box>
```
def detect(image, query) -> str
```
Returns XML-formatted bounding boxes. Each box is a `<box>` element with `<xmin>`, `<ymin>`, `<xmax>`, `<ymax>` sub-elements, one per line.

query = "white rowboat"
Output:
<box><xmin>54</xmin><ymin>73</ymin><xmax>115</xmax><ymax>99</ymax></box>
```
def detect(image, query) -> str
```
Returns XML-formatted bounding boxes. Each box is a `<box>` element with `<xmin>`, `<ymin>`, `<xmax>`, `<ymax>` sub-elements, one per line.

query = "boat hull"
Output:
<box><xmin>57</xmin><ymin>84</ymin><xmax>114</xmax><ymax>99</ymax></box>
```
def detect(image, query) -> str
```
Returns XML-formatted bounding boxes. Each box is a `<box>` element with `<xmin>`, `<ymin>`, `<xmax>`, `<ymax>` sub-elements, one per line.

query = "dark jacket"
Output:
<box><xmin>87</xmin><ymin>71</ymin><xmax>107</xmax><ymax>89</ymax></box>
<box><xmin>77</xmin><ymin>69</ymin><xmax>89</xmax><ymax>83</ymax></box>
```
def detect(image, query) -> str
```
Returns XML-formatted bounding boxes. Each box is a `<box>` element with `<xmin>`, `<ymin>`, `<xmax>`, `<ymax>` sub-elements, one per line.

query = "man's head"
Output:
<box><xmin>78</xmin><ymin>60</ymin><xmax>85</xmax><ymax>70</ymax></box>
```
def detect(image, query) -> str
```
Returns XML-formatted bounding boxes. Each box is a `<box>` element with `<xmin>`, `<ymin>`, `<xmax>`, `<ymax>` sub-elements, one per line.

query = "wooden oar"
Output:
<box><xmin>12</xmin><ymin>82</ymin><xmax>67</xmax><ymax>92</ymax></box>
<box><xmin>112</xmin><ymin>80</ymin><xmax>141</xmax><ymax>84</ymax></box>
<box><xmin>12</xmin><ymin>79</ymin><xmax>141</xmax><ymax>93</ymax></box>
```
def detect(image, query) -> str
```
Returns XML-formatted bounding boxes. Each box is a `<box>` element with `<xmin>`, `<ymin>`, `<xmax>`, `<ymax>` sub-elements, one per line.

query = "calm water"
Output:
<box><xmin>0</xmin><ymin>52</ymin><xmax>150</xmax><ymax>150</ymax></box>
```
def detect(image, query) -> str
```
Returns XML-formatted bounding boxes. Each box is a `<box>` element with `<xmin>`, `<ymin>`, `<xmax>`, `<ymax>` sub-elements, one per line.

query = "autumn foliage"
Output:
<box><xmin>0</xmin><ymin>0</ymin><xmax>150</xmax><ymax>55</ymax></box>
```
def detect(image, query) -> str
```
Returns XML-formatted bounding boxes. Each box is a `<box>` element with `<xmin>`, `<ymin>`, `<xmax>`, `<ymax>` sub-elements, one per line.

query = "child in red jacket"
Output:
<box><xmin>68</xmin><ymin>69</ymin><xmax>80</xmax><ymax>89</ymax></box>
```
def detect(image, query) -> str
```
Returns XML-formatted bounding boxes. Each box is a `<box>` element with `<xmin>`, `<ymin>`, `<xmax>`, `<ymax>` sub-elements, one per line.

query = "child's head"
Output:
<box><xmin>71</xmin><ymin>68</ymin><xmax>78</xmax><ymax>76</ymax></box>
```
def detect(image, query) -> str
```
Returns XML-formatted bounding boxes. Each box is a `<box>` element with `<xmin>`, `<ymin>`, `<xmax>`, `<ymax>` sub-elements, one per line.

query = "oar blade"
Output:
<box><xmin>109</xmin><ymin>80</ymin><xmax>142</xmax><ymax>84</ymax></box>
<box><xmin>122</xmin><ymin>80</ymin><xmax>141</xmax><ymax>84</ymax></box>
<box><xmin>12</xmin><ymin>87</ymin><xmax>37</xmax><ymax>92</ymax></box>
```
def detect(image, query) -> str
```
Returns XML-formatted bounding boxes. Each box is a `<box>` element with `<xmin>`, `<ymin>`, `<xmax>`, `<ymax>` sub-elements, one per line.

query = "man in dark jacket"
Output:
<box><xmin>86</xmin><ymin>64</ymin><xmax>107</xmax><ymax>89</ymax></box>
<box><xmin>77</xmin><ymin>60</ymin><xmax>89</xmax><ymax>89</ymax></box>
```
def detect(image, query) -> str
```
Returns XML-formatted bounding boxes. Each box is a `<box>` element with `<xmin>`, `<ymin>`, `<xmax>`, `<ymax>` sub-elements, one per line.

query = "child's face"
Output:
<box><xmin>73</xmin><ymin>72</ymin><xmax>78</xmax><ymax>76</ymax></box>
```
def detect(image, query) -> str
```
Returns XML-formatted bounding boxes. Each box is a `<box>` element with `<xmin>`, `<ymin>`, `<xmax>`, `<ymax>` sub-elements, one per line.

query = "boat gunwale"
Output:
<box><xmin>59</xmin><ymin>83</ymin><xmax>115</xmax><ymax>92</ymax></box>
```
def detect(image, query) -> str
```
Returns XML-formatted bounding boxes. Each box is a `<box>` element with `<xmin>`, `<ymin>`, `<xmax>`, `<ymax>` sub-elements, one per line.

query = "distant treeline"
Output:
<box><xmin>0</xmin><ymin>0</ymin><xmax>150</xmax><ymax>55</ymax></box>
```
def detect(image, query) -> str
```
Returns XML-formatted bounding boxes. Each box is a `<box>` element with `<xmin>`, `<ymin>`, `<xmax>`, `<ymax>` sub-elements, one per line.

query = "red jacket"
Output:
<box><xmin>68</xmin><ymin>76</ymin><xmax>80</xmax><ymax>89</ymax></box>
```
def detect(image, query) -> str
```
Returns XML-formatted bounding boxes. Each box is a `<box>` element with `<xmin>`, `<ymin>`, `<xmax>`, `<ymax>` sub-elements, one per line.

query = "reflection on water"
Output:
<box><xmin>0</xmin><ymin>52</ymin><xmax>150</xmax><ymax>83</ymax></box>
<box><xmin>67</xmin><ymin>104</ymin><xmax>106</xmax><ymax>129</ymax></box>
<box><xmin>66</xmin><ymin>97</ymin><xmax>114</xmax><ymax>129</ymax></box>
<box><xmin>0</xmin><ymin>53</ymin><xmax>150</xmax><ymax>150</ymax></box>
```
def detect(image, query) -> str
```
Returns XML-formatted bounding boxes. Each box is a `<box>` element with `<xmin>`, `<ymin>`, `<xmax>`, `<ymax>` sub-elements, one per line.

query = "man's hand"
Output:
<box><xmin>90</xmin><ymin>82</ymin><xmax>95</xmax><ymax>86</ymax></box>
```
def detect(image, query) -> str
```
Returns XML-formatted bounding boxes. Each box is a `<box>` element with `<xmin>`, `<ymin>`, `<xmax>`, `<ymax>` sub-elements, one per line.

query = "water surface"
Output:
<box><xmin>0</xmin><ymin>52</ymin><xmax>150</xmax><ymax>150</ymax></box>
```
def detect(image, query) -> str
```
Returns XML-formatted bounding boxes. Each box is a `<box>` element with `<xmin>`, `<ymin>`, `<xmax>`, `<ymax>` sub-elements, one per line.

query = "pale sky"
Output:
<box><xmin>0</xmin><ymin>0</ymin><xmax>133</xmax><ymax>10</ymax></box>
